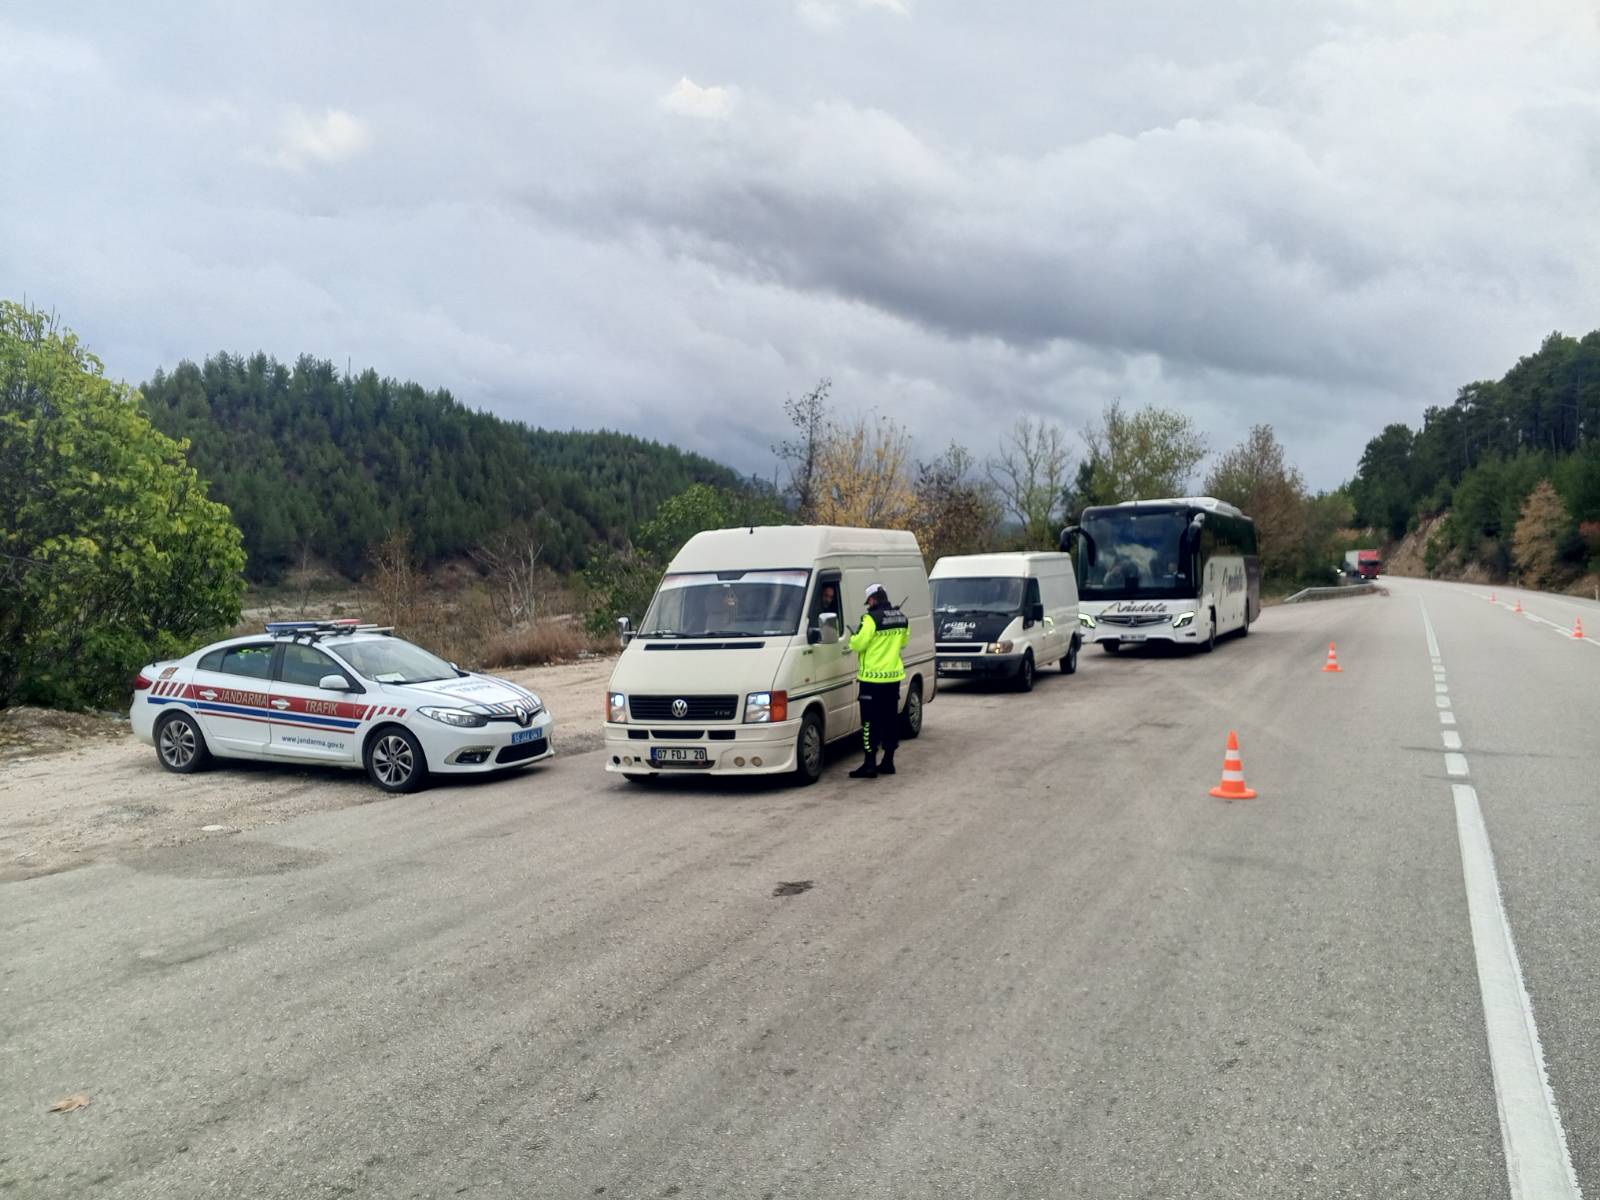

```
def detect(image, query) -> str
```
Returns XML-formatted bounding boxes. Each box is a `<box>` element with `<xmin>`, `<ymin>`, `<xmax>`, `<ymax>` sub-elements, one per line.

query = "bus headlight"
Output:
<box><xmin>1171</xmin><ymin>611</ymin><xmax>1197</xmax><ymax>629</ymax></box>
<box><xmin>744</xmin><ymin>691</ymin><xmax>788</xmax><ymax>723</ymax></box>
<box><xmin>1078</xmin><ymin>613</ymin><xmax>1096</xmax><ymax>629</ymax></box>
<box><xmin>607</xmin><ymin>692</ymin><xmax>627</xmax><ymax>723</ymax></box>
<box><xmin>987</xmin><ymin>640</ymin><xmax>1014</xmax><ymax>655</ymax></box>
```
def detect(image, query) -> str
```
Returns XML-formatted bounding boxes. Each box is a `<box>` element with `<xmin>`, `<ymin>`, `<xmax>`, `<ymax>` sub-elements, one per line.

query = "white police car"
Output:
<box><xmin>130</xmin><ymin>621</ymin><xmax>554</xmax><ymax>793</ymax></box>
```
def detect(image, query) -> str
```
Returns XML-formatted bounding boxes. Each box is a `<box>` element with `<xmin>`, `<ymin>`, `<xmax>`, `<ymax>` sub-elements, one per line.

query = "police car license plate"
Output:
<box><xmin>941</xmin><ymin>661</ymin><xmax>971</xmax><ymax>671</ymax></box>
<box><xmin>511</xmin><ymin>729</ymin><xmax>540</xmax><ymax>744</ymax></box>
<box><xmin>653</xmin><ymin>747</ymin><xmax>707</xmax><ymax>764</ymax></box>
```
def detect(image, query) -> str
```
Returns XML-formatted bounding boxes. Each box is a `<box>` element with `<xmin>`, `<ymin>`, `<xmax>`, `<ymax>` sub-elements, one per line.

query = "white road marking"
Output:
<box><xmin>1436</xmin><ymin>682</ymin><xmax>1450</xmax><ymax>694</ymax></box>
<box><xmin>1443</xmin><ymin>731</ymin><xmax>1463</xmax><ymax>750</ymax></box>
<box><xmin>1418</xmin><ymin>593</ymin><xmax>1582</xmax><ymax>1198</ymax></box>
<box><xmin>1451</xmin><ymin>785</ymin><xmax>1583</xmax><ymax>1200</ymax></box>
<box><xmin>1436</xmin><ymin>695</ymin><xmax>1451</xmax><ymax>708</ymax></box>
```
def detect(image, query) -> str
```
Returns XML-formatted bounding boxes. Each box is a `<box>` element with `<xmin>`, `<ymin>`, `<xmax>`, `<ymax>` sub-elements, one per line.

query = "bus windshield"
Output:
<box><xmin>932</xmin><ymin>577</ymin><xmax>1025</xmax><ymax>615</ymax></box>
<box><xmin>1079</xmin><ymin>509</ymin><xmax>1194</xmax><ymax>600</ymax></box>
<box><xmin>639</xmin><ymin>570</ymin><xmax>810</xmax><ymax>637</ymax></box>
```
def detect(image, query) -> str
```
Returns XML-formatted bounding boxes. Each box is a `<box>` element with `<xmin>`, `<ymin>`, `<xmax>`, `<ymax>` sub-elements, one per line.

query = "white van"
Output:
<box><xmin>603</xmin><ymin>526</ymin><xmax>937</xmax><ymax>785</ymax></box>
<box><xmin>929</xmin><ymin>552</ymin><xmax>1080</xmax><ymax>691</ymax></box>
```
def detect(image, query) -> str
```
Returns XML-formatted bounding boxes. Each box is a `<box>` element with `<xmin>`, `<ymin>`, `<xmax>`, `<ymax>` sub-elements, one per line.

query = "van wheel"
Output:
<box><xmin>1015</xmin><ymin>653</ymin><xmax>1035</xmax><ymax>692</ymax></box>
<box><xmin>793</xmin><ymin>710</ymin><xmax>825</xmax><ymax>785</ymax></box>
<box><xmin>898</xmin><ymin>681</ymin><xmax>924</xmax><ymax>739</ymax></box>
<box><xmin>1062</xmin><ymin>638</ymin><xmax>1079</xmax><ymax>675</ymax></box>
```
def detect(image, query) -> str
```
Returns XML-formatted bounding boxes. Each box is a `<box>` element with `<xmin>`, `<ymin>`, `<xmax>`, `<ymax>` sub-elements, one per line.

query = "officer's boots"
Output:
<box><xmin>849</xmin><ymin>750</ymin><xmax>878</xmax><ymax>780</ymax></box>
<box><xmin>878</xmin><ymin>750</ymin><xmax>896</xmax><ymax>776</ymax></box>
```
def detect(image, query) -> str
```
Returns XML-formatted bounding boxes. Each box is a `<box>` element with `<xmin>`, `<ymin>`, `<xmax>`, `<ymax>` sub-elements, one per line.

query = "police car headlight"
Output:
<box><xmin>607</xmin><ymin>692</ymin><xmax>627</xmax><ymax>723</ymax></box>
<box><xmin>744</xmin><ymin>690</ymin><xmax>788</xmax><ymax>723</ymax></box>
<box><xmin>1171</xmin><ymin>611</ymin><xmax>1197</xmax><ymax>629</ymax></box>
<box><xmin>987</xmin><ymin>640</ymin><xmax>1014</xmax><ymax>655</ymax></box>
<box><xmin>419</xmin><ymin>706</ymin><xmax>488</xmax><ymax>728</ymax></box>
<box><xmin>1078</xmin><ymin>613</ymin><xmax>1096</xmax><ymax>629</ymax></box>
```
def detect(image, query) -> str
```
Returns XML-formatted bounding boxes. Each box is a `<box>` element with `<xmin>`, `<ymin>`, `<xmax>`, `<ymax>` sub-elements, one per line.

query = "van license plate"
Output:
<box><xmin>652</xmin><ymin>747</ymin><xmax>707</xmax><ymax>764</ymax></box>
<box><xmin>941</xmin><ymin>661</ymin><xmax>971</xmax><ymax>672</ymax></box>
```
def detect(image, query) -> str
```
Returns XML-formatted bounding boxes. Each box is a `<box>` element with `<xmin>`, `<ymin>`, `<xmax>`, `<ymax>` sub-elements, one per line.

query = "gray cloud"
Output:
<box><xmin>3</xmin><ymin>2</ymin><xmax>1599</xmax><ymax>493</ymax></box>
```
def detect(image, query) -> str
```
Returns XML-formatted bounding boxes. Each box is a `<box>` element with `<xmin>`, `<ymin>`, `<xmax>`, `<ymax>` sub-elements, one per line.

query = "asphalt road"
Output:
<box><xmin>3</xmin><ymin>577</ymin><xmax>1597</xmax><ymax>1199</ymax></box>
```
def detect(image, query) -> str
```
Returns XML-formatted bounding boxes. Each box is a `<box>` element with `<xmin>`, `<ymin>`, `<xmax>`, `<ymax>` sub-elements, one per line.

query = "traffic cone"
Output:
<box><xmin>1322</xmin><ymin>642</ymin><xmax>1343</xmax><ymax>673</ymax></box>
<box><xmin>1514</xmin><ymin>597</ymin><xmax>1523</xmax><ymax>613</ymax></box>
<box><xmin>1490</xmin><ymin>591</ymin><xmax>1497</xmax><ymax>603</ymax></box>
<box><xmin>1209</xmin><ymin>730</ymin><xmax>1257</xmax><ymax>800</ymax></box>
<box><xmin>1575</xmin><ymin>616</ymin><xmax>1585</xmax><ymax>639</ymax></box>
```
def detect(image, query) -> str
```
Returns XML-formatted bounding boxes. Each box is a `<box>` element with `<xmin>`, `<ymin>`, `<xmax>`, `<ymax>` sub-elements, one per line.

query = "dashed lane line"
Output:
<box><xmin>1419</xmin><ymin>597</ymin><xmax>1582</xmax><ymax>1200</ymax></box>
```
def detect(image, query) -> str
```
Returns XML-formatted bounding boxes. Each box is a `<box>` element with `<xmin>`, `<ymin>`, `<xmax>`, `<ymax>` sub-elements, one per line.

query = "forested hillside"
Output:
<box><xmin>1349</xmin><ymin>330</ymin><xmax>1600</xmax><ymax>583</ymax></box>
<box><xmin>140</xmin><ymin>353</ymin><xmax>746</xmax><ymax>581</ymax></box>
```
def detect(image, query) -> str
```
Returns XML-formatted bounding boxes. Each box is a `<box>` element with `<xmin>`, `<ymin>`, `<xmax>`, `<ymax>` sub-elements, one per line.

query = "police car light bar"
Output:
<box><xmin>265</xmin><ymin>619</ymin><xmax>387</xmax><ymax>639</ymax></box>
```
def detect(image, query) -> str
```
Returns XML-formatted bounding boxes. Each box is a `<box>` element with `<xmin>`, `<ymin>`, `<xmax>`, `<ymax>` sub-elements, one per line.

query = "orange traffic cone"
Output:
<box><xmin>1322</xmin><ymin>642</ymin><xmax>1343</xmax><ymax>673</ymax></box>
<box><xmin>1514</xmin><ymin>597</ymin><xmax>1523</xmax><ymax>613</ymax></box>
<box><xmin>1575</xmin><ymin>616</ymin><xmax>1585</xmax><ymax>639</ymax></box>
<box><xmin>1209</xmin><ymin>730</ymin><xmax>1257</xmax><ymax>800</ymax></box>
<box><xmin>1490</xmin><ymin>591</ymin><xmax>1497</xmax><ymax>603</ymax></box>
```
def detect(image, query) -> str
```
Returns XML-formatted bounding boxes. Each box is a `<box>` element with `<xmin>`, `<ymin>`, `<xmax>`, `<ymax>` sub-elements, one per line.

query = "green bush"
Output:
<box><xmin>1</xmin><ymin>302</ymin><xmax>245</xmax><ymax>709</ymax></box>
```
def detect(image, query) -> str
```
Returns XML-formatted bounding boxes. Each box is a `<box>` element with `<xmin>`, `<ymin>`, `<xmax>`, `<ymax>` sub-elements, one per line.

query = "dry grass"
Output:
<box><xmin>231</xmin><ymin>576</ymin><xmax>611</xmax><ymax>673</ymax></box>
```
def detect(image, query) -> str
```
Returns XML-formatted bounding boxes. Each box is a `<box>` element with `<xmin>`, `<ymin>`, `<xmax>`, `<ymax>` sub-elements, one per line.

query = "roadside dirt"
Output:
<box><xmin>0</xmin><ymin>656</ymin><xmax>615</xmax><ymax>883</ymax></box>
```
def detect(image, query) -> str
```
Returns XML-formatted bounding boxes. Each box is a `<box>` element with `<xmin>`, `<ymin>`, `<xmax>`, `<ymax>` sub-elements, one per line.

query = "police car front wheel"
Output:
<box><xmin>365</xmin><ymin>728</ymin><xmax>429</xmax><ymax>794</ymax></box>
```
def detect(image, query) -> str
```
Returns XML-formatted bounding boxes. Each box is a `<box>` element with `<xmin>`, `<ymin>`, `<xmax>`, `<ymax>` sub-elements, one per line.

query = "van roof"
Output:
<box><xmin>668</xmin><ymin>525</ymin><xmax>923</xmax><ymax>572</ymax></box>
<box><xmin>929</xmin><ymin>552</ymin><xmax>1073</xmax><ymax>578</ymax></box>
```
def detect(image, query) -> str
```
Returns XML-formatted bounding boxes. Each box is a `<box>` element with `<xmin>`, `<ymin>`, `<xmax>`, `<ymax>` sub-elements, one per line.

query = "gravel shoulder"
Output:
<box><xmin>0</xmin><ymin>656</ymin><xmax>614</xmax><ymax>883</ymax></box>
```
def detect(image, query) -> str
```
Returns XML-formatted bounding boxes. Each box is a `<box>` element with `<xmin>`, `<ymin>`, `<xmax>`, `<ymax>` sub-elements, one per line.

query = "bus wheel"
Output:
<box><xmin>1202</xmin><ymin>612</ymin><xmax>1217</xmax><ymax>654</ymax></box>
<box><xmin>1239</xmin><ymin>616</ymin><xmax>1250</xmax><ymax>638</ymax></box>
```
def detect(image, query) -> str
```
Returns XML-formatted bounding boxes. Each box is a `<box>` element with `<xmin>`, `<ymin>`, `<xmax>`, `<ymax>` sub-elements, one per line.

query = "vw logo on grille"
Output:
<box><xmin>671</xmin><ymin>698</ymin><xmax>689</xmax><ymax>718</ymax></box>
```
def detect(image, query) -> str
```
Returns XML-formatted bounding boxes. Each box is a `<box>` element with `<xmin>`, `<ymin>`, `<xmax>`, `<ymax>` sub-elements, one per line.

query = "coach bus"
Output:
<box><xmin>1060</xmin><ymin>496</ymin><xmax>1260</xmax><ymax>653</ymax></box>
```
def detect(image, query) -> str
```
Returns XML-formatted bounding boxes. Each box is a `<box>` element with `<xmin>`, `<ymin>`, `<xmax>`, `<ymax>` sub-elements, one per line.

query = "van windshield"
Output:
<box><xmin>639</xmin><ymin>570</ymin><xmax>811</xmax><ymax>638</ymax></box>
<box><xmin>932</xmin><ymin>577</ymin><xmax>1025</xmax><ymax>615</ymax></box>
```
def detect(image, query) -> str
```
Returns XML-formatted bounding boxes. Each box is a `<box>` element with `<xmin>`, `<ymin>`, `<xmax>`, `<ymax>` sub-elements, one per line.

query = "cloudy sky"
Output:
<box><xmin>4</xmin><ymin>1</ymin><xmax>1598</xmax><ymax>489</ymax></box>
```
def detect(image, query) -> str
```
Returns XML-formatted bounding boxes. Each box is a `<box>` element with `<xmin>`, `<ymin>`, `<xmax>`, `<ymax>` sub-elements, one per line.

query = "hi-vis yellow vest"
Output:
<box><xmin>850</xmin><ymin>607</ymin><xmax>909</xmax><ymax>683</ymax></box>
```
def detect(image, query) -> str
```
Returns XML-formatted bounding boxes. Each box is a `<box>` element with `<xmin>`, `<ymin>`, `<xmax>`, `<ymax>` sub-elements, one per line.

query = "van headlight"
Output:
<box><xmin>1078</xmin><ymin>613</ymin><xmax>1096</xmax><ymax>629</ymax></box>
<box><xmin>744</xmin><ymin>690</ymin><xmax>788</xmax><ymax>723</ymax></box>
<box><xmin>607</xmin><ymin>692</ymin><xmax>627</xmax><ymax>723</ymax></box>
<box><xmin>987</xmin><ymin>640</ymin><xmax>1014</xmax><ymax>655</ymax></box>
<box><xmin>419</xmin><ymin>706</ymin><xmax>488</xmax><ymax>728</ymax></box>
<box><xmin>1171</xmin><ymin>611</ymin><xmax>1196</xmax><ymax>628</ymax></box>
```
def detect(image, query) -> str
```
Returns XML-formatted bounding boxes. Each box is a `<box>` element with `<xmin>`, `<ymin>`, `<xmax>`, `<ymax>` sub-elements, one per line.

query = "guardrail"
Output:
<box><xmin>1281</xmin><ymin>582</ymin><xmax>1380</xmax><ymax>604</ymax></box>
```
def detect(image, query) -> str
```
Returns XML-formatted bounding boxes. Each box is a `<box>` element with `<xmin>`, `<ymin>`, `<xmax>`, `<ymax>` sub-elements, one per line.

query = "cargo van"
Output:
<box><xmin>929</xmin><ymin>552</ymin><xmax>1080</xmax><ymax>691</ymax></box>
<box><xmin>603</xmin><ymin>526</ymin><xmax>936</xmax><ymax>785</ymax></box>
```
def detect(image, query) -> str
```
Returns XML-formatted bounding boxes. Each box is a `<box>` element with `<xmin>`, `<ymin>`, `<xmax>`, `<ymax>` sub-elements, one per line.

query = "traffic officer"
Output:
<box><xmin>848</xmin><ymin>582</ymin><xmax>909</xmax><ymax>779</ymax></box>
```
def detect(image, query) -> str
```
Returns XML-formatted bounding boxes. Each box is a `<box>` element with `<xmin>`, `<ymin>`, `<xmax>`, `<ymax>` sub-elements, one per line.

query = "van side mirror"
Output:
<box><xmin>319</xmin><ymin>673</ymin><xmax>354</xmax><ymax>692</ymax></box>
<box><xmin>815</xmin><ymin>612</ymin><xmax>840</xmax><ymax>645</ymax></box>
<box><xmin>1028</xmin><ymin>602</ymin><xmax>1045</xmax><ymax>623</ymax></box>
<box><xmin>616</xmin><ymin>616</ymin><xmax>634</xmax><ymax>646</ymax></box>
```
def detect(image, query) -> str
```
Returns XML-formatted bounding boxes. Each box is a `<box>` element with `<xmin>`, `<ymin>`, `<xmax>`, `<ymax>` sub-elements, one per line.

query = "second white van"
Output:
<box><xmin>604</xmin><ymin>526</ymin><xmax>936</xmax><ymax>785</ymax></box>
<box><xmin>929</xmin><ymin>552</ymin><xmax>1080</xmax><ymax>691</ymax></box>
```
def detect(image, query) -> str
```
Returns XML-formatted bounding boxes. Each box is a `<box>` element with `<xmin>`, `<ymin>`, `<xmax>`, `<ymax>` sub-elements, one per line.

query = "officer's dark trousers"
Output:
<box><xmin>857</xmin><ymin>681</ymin><xmax>901</xmax><ymax>759</ymax></box>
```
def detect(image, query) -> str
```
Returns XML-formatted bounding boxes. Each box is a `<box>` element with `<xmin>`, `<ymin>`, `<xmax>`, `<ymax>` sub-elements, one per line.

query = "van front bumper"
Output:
<box><xmin>603</xmin><ymin>720</ymin><xmax>799</xmax><ymax>776</ymax></box>
<box><xmin>936</xmin><ymin>653</ymin><xmax>1024</xmax><ymax>679</ymax></box>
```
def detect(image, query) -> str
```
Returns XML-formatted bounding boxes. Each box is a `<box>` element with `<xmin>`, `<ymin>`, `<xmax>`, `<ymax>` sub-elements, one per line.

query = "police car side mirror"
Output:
<box><xmin>319</xmin><ymin>673</ymin><xmax>354</xmax><ymax>692</ymax></box>
<box><xmin>816</xmin><ymin>613</ymin><xmax>840</xmax><ymax>645</ymax></box>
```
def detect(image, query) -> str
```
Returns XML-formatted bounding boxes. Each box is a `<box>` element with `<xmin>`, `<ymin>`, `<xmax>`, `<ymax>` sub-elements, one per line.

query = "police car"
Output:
<box><xmin>130</xmin><ymin>621</ymin><xmax>554</xmax><ymax>793</ymax></box>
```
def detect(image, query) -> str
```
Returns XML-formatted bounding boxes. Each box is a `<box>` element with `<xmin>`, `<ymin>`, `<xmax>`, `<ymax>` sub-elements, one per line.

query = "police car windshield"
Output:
<box><xmin>640</xmin><ymin>570</ymin><xmax>809</xmax><ymax>638</ymax></box>
<box><xmin>335</xmin><ymin>638</ymin><xmax>457</xmax><ymax>684</ymax></box>
<box><xmin>933</xmin><ymin>577</ymin><xmax>1025</xmax><ymax>615</ymax></box>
